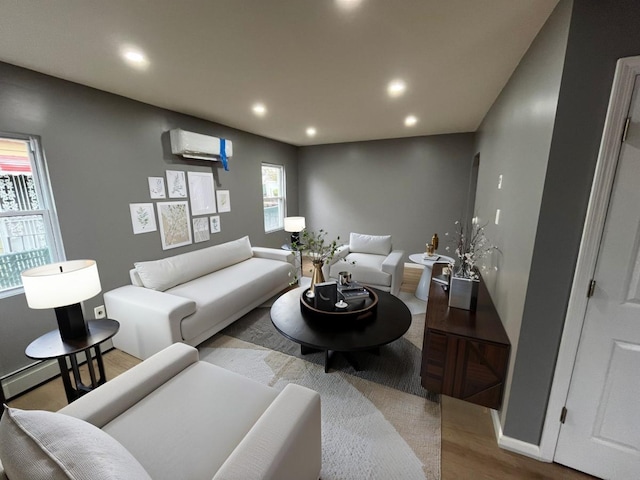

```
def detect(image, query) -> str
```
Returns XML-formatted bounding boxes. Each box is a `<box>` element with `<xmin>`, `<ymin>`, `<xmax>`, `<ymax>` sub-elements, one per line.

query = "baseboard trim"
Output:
<box><xmin>3</xmin><ymin>359</ymin><xmax>59</xmax><ymax>399</ymax></box>
<box><xmin>491</xmin><ymin>409</ymin><xmax>549</xmax><ymax>462</ymax></box>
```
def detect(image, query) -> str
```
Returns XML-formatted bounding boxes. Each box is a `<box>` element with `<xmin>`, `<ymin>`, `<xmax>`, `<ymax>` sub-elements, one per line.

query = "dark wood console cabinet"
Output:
<box><xmin>421</xmin><ymin>264</ymin><xmax>510</xmax><ymax>409</ymax></box>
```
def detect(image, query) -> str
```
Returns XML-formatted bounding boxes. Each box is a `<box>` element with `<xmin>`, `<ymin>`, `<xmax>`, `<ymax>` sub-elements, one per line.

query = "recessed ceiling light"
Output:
<box><xmin>120</xmin><ymin>47</ymin><xmax>149</xmax><ymax>69</ymax></box>
<box><xmin>335</xmin><ymin>0</ymin><xmax>363</xmax><ymax>11</ymax></box>
<box><xmin>387</xmin><ymin>79</ymin><xmax>406</xmax><ymax>97</ymax></box>
<box><xmin>306</xmin><ymin>127</ymin><xmax>317</xmax><ymax>137</ymax></box>
<box><xmin>404</xmin><ymin>115</ymin><xmax>418</xmax><ymax>127</ymax></box>
<box><xmin>252</xmin><ymin>103</ymin><xmax>267</xmax><ymax>116</ymax></box>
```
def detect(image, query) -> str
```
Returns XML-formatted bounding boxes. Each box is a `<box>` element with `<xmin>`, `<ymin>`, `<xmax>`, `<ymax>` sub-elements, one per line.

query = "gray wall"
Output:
<box><xmin>504</xmin><ymin>0</ymin><xmax>640</xmax><ymax>444</ymax></box>
<box><xmin>473</xmin><ymin>0</ymin><xmax>571</xmax><ymax>427</ymax></box>
<box><xmin>298</xmin><ymin>134</ymin><xmax>476</xmax><ymax>259</ymax></box>
<box><xmin>0</xmin><ymin>62</ymin><xmax>298</xmax><ymax>377</ymax></box>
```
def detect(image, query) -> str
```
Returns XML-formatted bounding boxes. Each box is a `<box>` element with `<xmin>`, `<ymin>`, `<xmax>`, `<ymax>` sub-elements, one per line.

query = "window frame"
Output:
<box><xmin>0</xmin><ymin>132</ymin><xmax>65</xmax><ymax>299</ymax></box>
<box><xmin>261</xmin><ymin>162</ymin><xmax>287</xmax><ymax>234</ymax></box>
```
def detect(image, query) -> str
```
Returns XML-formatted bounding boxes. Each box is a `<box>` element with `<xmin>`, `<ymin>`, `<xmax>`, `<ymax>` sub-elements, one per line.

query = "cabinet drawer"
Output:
<box><xmin>421</xmin><ymin>330</ymin><xmax>450</xmax><ymax>393</ymax></box>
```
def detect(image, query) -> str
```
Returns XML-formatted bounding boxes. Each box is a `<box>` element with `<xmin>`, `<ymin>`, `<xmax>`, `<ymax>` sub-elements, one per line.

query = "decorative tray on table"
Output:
<box><xmin>300</xmin><ymin>286</ymin><xmax>378</xmax><ymax>322</ymax></box>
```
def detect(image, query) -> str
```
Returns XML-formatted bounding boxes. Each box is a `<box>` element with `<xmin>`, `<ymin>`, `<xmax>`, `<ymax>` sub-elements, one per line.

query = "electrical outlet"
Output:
<box><xmin>94</xmin><ymin>305</ymin><xmax>106</xmax><ymax>319</ymax></box>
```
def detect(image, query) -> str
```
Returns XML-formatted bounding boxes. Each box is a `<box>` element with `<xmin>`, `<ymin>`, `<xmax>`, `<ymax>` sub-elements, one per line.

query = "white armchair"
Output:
<box><xmin>323</xmin><ymin>232</ymin><xmax>405</xmax><ymax>296</ymax></box>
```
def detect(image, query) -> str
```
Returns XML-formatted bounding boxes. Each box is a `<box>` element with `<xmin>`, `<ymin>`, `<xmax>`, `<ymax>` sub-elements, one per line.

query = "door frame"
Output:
<box><xmin>538</xmin><ymin>56</ymin><xmax>640</xmax><ymax>461</ymax></box>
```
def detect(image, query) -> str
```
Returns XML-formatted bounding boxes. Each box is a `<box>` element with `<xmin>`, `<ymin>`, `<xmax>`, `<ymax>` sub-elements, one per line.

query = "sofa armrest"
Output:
<box><xmin>213</xmin><ymin>383</ymin><xmax>321</xmax><ymax>480</ymax></box>
<box><xmin>58</xmin><ymin>344</ymin><xmax>199</xmax><ymax>428</ymax></box>
<box><xmin>382</xmin><ymin>250</ymin><xmax>405</xmax><ymax>296</ymax></box>
<box><xmin>252</xmin><ymin>247</ymin><xmax>295</xmax><ymax>265</ymax></box>
<box><xmin>104</xmin><ymin>285</ymin><xmax>197</xmax><ymax>360</ymax></box>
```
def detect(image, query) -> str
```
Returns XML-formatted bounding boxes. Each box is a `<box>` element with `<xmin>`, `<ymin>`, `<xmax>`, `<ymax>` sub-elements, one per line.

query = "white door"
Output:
<box><xmin>554</xmin><ymin>77</ymin><xmax>640</xmax><ymax>478</ymax></box>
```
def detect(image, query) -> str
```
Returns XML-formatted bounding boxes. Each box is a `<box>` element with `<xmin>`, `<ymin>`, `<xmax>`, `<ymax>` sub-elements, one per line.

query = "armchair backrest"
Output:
<box><xmin>349</xmin><ymin>233</ymin><xmax>392</xmax><ymax>256</ymax></box>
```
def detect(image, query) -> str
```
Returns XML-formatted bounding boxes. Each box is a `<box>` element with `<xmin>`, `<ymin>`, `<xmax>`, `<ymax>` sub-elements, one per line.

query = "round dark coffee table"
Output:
<box><xmin>270</xmin><ymin>286</ymin><xmax>411</xmax><ymax>372</ymax></box>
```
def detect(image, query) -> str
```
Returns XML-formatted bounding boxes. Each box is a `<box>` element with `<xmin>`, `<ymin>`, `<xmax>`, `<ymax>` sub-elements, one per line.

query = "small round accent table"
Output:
<box><xmin>408</xmin><ymin>253</ymin><xmax>454</xmax><ymax>301</ymax></box>
<box><xmin>25</xmin><ymin>319</ymin><xmax>120</xmax><ymax>403</ymax></box>
<box><xmin>270</xmin><ymin>287</ymin><xmax>411</xmax><ymax>373</ymax></box>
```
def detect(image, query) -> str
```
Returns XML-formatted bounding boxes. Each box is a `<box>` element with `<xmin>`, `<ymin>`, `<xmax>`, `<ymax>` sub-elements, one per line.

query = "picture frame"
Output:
<box><xmin>193</xmin><ymin>217</ymin><xmax>210</xmax><ymax>243</ymax></box>
<box><xmin>129</xmin><ymin>203</ymin><xmax>157</xmax><ymax>234</ymax></box>
<box><xmin>210</xmin><ymin>215</ymin><xmax>221</xmax><ymax>233</ymax></box>
<box><xmin>157</xmin><ymin>201</ymin><xmax>192</xmax><ymax>249</ymax></box>
<box><xmin>166</xmin><ymin>170</ymin><xmax>187</xmax><ymax>198</ymax></box>
<box><xmin>188</xmin><ymin>171</ymin><xmax>216</xmax><ymax>215</ymax></box>
<box><xmin>148</xmin><ymin>177</ymin><xmax>166</xmax><ymax>199</ymax></box>
<box><xmin>216</xmin><ymin>190</ymin><xmax>231</xmax><ymax>212</ymax></box>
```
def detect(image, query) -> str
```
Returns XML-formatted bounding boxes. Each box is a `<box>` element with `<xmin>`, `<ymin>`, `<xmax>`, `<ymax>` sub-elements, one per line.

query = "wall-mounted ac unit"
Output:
<box><xmin>169</xmin><ymin>129</ymin><xmax>233</xmax><ymax>161</ymax></box>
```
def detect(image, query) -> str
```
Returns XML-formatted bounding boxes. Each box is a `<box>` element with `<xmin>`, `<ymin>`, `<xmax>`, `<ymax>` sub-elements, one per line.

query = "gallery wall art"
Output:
<box><xmin>157</xmin><ymin>201</ymin><xmax>192</xmax><ymax>249</ymax></box>
<box><xmin>210</xmin><ymin>215</ymin><xmax>221</xmax><ymax>233</ymax></box>
<box><xmin>193</xmin><ymin>217</ymin><xmax>210</xmax><ymax>243</ymax></box>
<box><xmin>133</xmin><ymin>159</ymin><xmax>233</xmax><ymax>249</ymax></box>
<box><xmin>166</xmin><ymin>170</ymin><xmax>187</xmax><ymax>198</ymax></box>
<box><xmin>216</xmin><ymin>190</ymin><xmax>231</xmax><ymax>212</ymax></box>
<box><xmin>148</xmin><ymin>177</ymin><xmax>166</xmax><ymax>199</ymax></box>
<box><xmin>188</xmin><ymin>171</ymin><xmax>216</xmax><ymax>215</ymax></box>
<box><xmin>129</xmin><ymin>203</ymin><xmax>157</xmax><ymax>234</ymax></box>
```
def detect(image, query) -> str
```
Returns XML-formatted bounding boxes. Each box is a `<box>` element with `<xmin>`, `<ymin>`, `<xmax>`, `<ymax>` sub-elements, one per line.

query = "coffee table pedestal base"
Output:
<box><xmin>301</xmin><ymin>345</ymin><xmax>380</xmax><ymax>373</ymax></box>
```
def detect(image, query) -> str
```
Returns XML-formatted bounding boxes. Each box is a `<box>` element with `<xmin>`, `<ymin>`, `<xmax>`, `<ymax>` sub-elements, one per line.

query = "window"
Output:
<box><xmin>0</xmin><ymin>134</ymin><xmax>64</xmax><ymax>298</ymax></box>
<box><xmin>261</xmin><ymin>163</ymin><xmax>286</xmax><ymax>233</ymax></box>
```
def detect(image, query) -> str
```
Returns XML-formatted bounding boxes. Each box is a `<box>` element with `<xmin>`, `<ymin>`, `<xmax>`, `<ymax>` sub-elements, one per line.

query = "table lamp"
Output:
<box><xmin>284</xmin><ymin>216</ymin><xmax>306</xmax><ymax>245</ymax></box>
<box><xmin>21</xmin><ymin>260</ymin><xmax>102</xmax><ymax>341</ymax></box>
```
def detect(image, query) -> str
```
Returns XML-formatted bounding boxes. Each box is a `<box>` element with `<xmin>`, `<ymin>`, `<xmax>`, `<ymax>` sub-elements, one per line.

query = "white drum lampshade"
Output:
<box><xmin>284</xmin><ymin>216</ymin><xmax>306</xmax><ymax>245</ymax></box>
<box><xmin>21</xmin><ymin>260</ymin><xmax>102</xmax><ymax>340</ymax></box>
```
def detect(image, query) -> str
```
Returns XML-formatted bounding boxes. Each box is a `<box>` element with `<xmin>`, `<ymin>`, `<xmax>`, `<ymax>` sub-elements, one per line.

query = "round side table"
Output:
<box><xmin>408</xmin><ymin>253</ymin><xmax>454</xmax><ymax>301</ymax></box>
<box><xmin>25</xmin><ymin>319</ymin><xmax>120</xmax><ymax>403</ymax></box>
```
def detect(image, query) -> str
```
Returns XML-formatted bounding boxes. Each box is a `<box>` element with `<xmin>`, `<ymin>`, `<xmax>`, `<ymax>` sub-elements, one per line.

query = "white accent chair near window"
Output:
<box><xmin>323</xmin><ymin>233</ymin><xmax>404</xmax><ymax>296</ymax></box>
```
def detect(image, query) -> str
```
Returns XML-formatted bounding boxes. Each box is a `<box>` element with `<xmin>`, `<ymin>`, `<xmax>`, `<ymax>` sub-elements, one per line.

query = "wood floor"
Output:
<box><xmin>7</xmin><ymin>263</ymin><xmax>595</xmax><ymax>479</ymax></box>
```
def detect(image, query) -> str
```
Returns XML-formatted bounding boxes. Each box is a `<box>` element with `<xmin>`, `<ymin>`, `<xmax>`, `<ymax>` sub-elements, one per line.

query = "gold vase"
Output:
<box><xmin>310</xmin><ymin>260</ymin><xmax>325</xmax><ymax>292</ymax></box>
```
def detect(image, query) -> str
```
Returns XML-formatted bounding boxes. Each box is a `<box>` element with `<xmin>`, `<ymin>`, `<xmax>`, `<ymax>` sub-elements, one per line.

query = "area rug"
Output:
<box><xmin>210</xmin><ymin>306</ymin><xmax>436</xmax><ymax>401</ymax></box>
<box><xmin>198</xmin><ymin>297</ymin><xmax>440</xmax><ymax>479</ymax></box>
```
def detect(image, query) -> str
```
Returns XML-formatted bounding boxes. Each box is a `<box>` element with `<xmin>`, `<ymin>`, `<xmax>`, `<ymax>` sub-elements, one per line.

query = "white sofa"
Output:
<box><xmin>104</xmin><ymin>236</ymin><xmax>295</xmax><ymax>359</ymax></box>
<box><xmin>323</xmin><ymin>232</ymin><xmax>405</xmax><ymax>296</ymax></box>
<box><xmin>0</xmin><ymin>343</ymin><xmax>322</xmax><ymax>480</ymax></box>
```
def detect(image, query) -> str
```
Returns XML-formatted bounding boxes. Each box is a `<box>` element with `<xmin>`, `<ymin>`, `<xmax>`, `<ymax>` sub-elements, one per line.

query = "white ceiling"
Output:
<box><xmin>0</xmin><ymin>0</ymin><xmax>559</xmax><ymax>146</ymax></box>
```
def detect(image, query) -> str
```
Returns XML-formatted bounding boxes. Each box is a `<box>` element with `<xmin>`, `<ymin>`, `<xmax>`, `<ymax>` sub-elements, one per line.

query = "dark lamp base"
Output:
<box><xmin>290</xmin><ymin>232</ymin><xmax>300</xmax><ymax>245</ymax></box>
<box><xmin>54</xmin><ymin>303</ymin><xmax>89</xmax><ymax>341</ymax></box>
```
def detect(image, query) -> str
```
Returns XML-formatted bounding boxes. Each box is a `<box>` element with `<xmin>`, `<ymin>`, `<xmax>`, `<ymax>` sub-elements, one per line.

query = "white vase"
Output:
<box><xmin>449</xmin><ymin>275</ymin><xmax>479</xmax><ymax>310</ymax></box>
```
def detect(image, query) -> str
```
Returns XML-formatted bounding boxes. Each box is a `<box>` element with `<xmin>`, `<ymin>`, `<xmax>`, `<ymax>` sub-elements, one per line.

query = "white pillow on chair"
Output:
<box><xmin>0</xmin><ymin>406</ymin><xmax>151</xmax><ymax>480</ymax></box>
<box><xmin>349</xmin><ymin>233</ymin><xmax>392</xmax><ymax>256</ymax></box>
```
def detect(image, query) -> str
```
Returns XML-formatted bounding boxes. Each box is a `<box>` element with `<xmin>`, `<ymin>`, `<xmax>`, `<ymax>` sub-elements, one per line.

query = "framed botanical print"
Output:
<box><xmin>157</xmin><ymin>201</ymin><xmax>192</xmax><ymax>249</ymax></box>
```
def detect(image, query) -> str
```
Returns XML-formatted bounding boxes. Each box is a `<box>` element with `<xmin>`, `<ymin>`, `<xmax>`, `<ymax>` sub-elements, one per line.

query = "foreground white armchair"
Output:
<box><xmin>0</xmin><ymin>344</ymin><xmax>322</xmax><ymax>480</ymax></box>
<box><xmin>323</xmin><ymin>232</ymin><xmax>404</xmax><ymax>296</ymax></box>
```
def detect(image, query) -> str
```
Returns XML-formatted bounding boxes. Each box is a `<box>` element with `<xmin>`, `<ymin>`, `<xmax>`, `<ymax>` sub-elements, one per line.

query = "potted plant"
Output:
<box><xmin>445</xmin><ymin>220</ymin><xmax>497</xmax><ymax>310</ymax></box>
<box><xmin>294</xmin><ymin>229</ymin><xmax>341</xmax><ymax>290</ymax></box>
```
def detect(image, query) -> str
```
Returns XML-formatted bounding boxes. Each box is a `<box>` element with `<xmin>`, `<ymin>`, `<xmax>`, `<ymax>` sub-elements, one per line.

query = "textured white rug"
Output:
<box><xmin>200</xmin><ymin>334</ymin><xmax>440</xmax><ymax>479</ymax></box>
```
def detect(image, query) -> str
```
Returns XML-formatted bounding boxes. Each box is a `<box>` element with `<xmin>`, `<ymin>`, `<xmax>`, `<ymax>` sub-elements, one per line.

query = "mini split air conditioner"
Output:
<box><xmin>169</xmin><ymin>129</ymin><xmax>233</xmax><ymax>162</ymax></box>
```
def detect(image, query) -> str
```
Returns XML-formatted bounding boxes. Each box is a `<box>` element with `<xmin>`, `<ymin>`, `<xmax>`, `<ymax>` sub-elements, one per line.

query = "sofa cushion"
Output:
<box><xmin>102</xmin><ymin>361</ymin><xmax>279</xmax><ymax>480</ymax></box>
<box><xmin>134</xmin><ymin>236</ymin><xmax>253</xmax><ymax>291</ymax></box>
<box><xmin>330</xmin><ymin>252</ymin><xmax>392</xmax><ymax>287</ymax></box>
<box><xmin>0</xmin><ymin>406</ymin><xmax>151</xmax><ymax>480</ymax></box>
<box><xmin>169</xmin><ymin>257</ymin><xmax>293</xmax><ymax>342</ymax></box>
<box><xmin>349</xmin><ymin>232</ymin><xmax>392</xmax><ymax>256</ymax></box>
